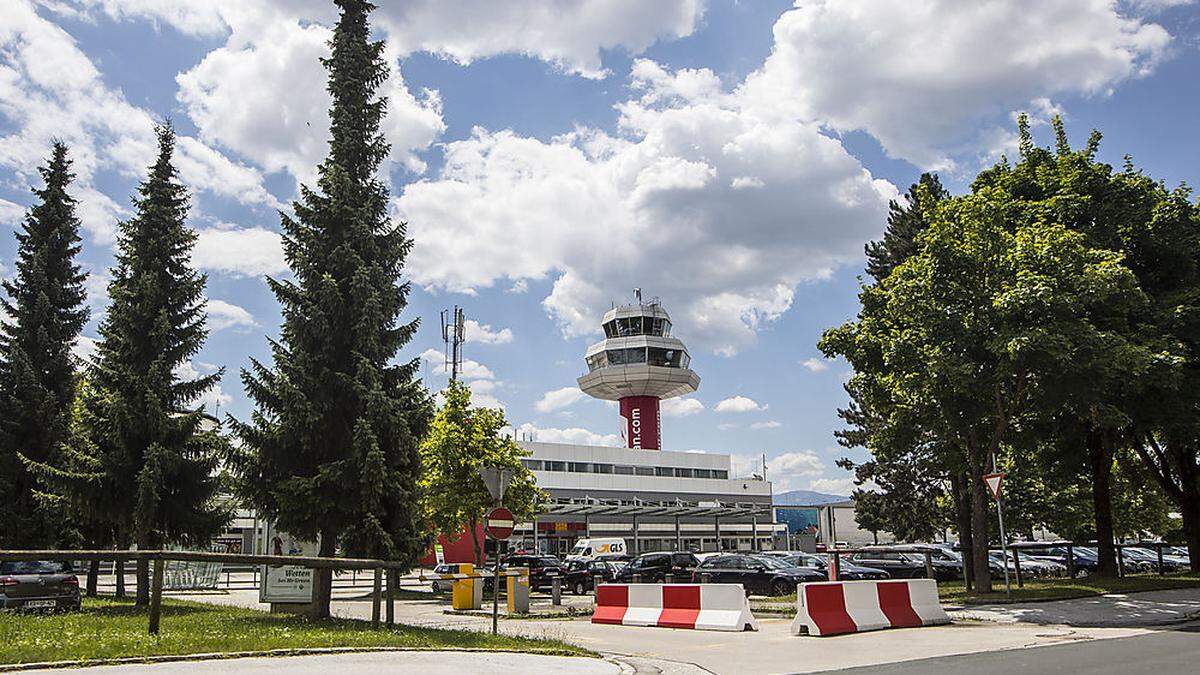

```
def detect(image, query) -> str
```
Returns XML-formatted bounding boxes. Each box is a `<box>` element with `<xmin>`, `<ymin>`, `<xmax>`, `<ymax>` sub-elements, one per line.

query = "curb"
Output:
<box><xmin>0</xmin><ymin>646</ymin><xmax>594</xmax><ymax>672</ymax></box>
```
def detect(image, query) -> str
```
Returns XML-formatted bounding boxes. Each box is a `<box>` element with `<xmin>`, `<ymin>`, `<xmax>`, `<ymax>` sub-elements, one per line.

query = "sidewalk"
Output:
<box><xmin>952</xmin><ymin>588</ymin><xmax>1200</xmax><ymax>627</ymax></box>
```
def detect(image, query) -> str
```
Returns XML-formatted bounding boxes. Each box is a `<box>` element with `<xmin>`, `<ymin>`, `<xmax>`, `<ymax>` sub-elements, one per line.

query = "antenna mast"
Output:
<box><xmin>441</xmin><ymin>306</ymin><xmax>465</xmax><ymax>382</ymax></box>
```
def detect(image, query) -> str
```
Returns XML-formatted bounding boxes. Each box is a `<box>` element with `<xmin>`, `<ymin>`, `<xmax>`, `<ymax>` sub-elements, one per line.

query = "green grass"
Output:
<box><xmin>0</xmin><ymin>596</ymin><xmax>591</xmax><ymax>666</ymax></box>
<box><xmin>938</xmin><ymin>572</ymin><xmax>1200</xmax><ymax>605</ymax></box>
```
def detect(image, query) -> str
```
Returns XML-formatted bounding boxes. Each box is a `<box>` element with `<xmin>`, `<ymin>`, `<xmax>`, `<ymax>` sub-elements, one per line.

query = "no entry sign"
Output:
<box><xmin>484</xmin><ymin>506</ymin><xmax>515</xmax><ymax>540</ymax></box>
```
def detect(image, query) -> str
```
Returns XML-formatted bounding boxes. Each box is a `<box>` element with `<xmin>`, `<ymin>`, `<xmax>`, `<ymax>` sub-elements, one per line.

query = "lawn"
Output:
<box><xmin>938</xmin><ymin>572</ymin><xmax>1200</xmax><ymax>605</ymax></box>
<box><xmin>0</xmin><ymin>596</ymin><xmax>591</xmax><ymax>666</ymax></box>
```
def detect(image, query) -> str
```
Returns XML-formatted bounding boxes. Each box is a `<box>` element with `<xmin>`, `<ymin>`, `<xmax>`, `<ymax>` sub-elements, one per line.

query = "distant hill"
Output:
<box><xmin>773</xmin><ymin>489</ymin><xmax>849</xmax><ymax>506</ymax></box>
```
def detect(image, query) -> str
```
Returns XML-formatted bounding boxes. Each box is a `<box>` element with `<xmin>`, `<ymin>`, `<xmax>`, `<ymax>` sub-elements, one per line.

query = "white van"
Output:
<box><xmin>568</xmin><ymin>538</ymin><xmax>628</xmax><ymax>561</ymax></box>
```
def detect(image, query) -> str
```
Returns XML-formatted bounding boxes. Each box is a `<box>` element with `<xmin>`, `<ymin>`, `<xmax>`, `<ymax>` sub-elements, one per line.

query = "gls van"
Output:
<box><xmin>568</xmin><ymin>538</ymin><xmax>628</xmax><ymax>561</ymax></box>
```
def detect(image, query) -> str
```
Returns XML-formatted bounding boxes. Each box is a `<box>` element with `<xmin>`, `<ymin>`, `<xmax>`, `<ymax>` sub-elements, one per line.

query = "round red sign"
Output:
<box><xmin>484</xmin><ymin>506</ymin><xmax>515</xmax><ymax>540</ymax></box>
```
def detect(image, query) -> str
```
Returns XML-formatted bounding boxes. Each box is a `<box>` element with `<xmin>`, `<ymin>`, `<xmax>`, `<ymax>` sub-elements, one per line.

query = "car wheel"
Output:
<box><xmin>770</xmin><ymin>579</ymin><xmax>792</xmax><ymax>597</ymax></box>
<box><xmin>1075</xmin><ymin>568</ymin><xmax>1090</xmax><ymax>579</ymax></box>
<box><xmin>573</xmin><ymin>581</ymin><xmax>586</xmax><ymax>595</ymax></box>
<box><xmin>700</xmin><ymin>574</ymin><xmax>714</xmax><ymax>584</ymax></box>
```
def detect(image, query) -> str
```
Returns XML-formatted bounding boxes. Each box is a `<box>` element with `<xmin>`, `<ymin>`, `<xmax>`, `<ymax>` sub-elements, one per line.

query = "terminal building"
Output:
<box><xmin>504</xmin><ymin>294</ymin><xmax>784</xmax><ymax>557</ymax></box>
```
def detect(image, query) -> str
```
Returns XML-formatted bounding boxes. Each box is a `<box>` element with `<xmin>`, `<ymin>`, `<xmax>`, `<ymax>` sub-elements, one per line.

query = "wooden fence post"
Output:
<box><xmin>371</xmin><ymin>567</ymin><xmax>382</xmax><ymax>629</ymax></box>
<box><xmin>148</xmin><ymin>556</ymin><xmax>165</xmax><ymax>636</ymax></box>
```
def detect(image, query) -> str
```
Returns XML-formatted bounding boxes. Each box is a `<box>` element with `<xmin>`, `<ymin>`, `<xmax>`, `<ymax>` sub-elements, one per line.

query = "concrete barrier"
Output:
<box><xmin>593</xmin><ymin>583</ymin><xmax>758</xmax><ymax>632</ymax></box>
<box><xmin>791</xmin><ymin>579</ymin><xmax>949</xmax><ymax>637</ymax></box>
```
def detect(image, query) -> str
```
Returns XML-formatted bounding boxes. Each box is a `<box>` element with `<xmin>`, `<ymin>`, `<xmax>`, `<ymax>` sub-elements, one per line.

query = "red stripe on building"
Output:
<box><xmin>593</xmin><ymin>585</ymin><xmax>630</xmax><ymax>625</ymax></box>
<box><xmin>806</xmin><ymin>584</ymin><xmax>857</xmax><ymax>636</ymax></box>
<box><xmin>658</xmin><ymin>585</ymin><xmax>702</xmax><ymax>629</ymax></box>
<box><xmin>876</xmin><ymin>581</ymin><xmax>922</xmax><ymax>629</ymax></box>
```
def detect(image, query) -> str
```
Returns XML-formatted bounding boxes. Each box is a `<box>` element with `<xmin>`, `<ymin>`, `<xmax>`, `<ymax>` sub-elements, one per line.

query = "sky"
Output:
<box><xmin>1</xmin><ymin>0</ymin><xmax>1198</xmax><ymax>497</ymax></box>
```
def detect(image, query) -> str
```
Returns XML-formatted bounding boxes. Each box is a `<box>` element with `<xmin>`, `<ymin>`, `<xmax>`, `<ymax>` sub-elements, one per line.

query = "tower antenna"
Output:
<box><xmin>441</xmin><ymin>306</ymin><xmax>465</xmax><ymax>382</ymax></box>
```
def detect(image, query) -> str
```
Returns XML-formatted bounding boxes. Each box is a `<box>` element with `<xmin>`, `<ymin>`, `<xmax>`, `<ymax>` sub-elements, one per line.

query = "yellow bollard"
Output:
<box><xmin>506</xmin><ymin>566</ymin><xmax>530</xmax><ymax>614</ymax></box>
<box><xmin>452</xmin><ymin>563</ymin><xmax>483</xmax><ymax>610</ymax></box>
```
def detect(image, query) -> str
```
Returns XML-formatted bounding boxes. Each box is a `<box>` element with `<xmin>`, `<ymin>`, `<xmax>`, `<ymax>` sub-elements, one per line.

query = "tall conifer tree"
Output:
<box><xmin>87</xmin><ymin>125</ymin><xmax>229</xmax><ymax>603</ymax></box>
<box><xmin>231</xmin><ymin>0</ymin><xmax>430</xmax><ymax>618</ymax></box>
<box><xmin>0</xmin><ymin>142</ymin><xmax>89</xmax><ymax>548</ymax></box>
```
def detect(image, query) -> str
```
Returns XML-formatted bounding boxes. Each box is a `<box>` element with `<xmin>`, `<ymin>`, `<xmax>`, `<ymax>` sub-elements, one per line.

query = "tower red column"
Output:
<box><xmin>619</xmin><ymin>396</ymin><xmax>661</xmax><ymax>450</ymax></box>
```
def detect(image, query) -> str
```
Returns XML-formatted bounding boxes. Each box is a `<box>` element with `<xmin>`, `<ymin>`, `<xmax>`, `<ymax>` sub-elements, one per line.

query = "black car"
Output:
<box><xmin>692</xmin><ymin>553</ymin><xmax>826</xmax><ymax>596</ymax></box>
<box><xmin>1027</xmin><ymin>546</ymin><xmax>1101</xmax><ymax>578</ymax></box>
<box><xmin>502</xmin><ymin>555</ymin><xmax>566</xmax><ymax>591</ymax></box>
<box><xmin>564</xmin><ymin>559</ymin><xmax>625</xmax><ymax>595</ymax></box>
<box><xmin>847</xmin><ymin>550</ymin><xmax>959</xmax><ymax>581</ymax></box>
<box><xmin>782</xmin><ymin>552</ymin><xmax>889</xmax><ymax>581</ymax></box>
<box><xmin>0</xmin><ymin>560</ymin><xmax>81</xmax><ymax>611</ymax></box>
<box><xmin>614</xmin><ymin>552</ymin><xmax>699</xmax><ymax>583</ymax></box>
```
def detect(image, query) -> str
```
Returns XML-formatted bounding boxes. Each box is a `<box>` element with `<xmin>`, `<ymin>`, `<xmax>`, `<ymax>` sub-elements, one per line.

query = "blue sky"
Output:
<box><xmin>1</xmin><ymin>0</ymin><xmax>1198</xmax><ymax>495</ymax></box>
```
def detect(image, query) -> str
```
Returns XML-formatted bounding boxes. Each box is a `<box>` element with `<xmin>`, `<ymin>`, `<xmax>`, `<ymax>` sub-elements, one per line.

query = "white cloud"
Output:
<box><xmin>507</xmin><ymin>280</ymin><xmax>528</xmax><ymax>294</ymax></box>
<box><xmin>750</xmin><ymin>420</ymin><xmax>781</xmax><ymax>430</ymax></box>
<box><xmin>71</xmin><ymin>334</ymin><xmax>99</xmax><ymax>364</ymax></box>
<box><xmin>175</xmin><ymin>17</ymin><xmax>444</xmax><ymax>188</ymax></box>
<box><xmin>397</xmin><ymin>58</ymin><xmax>895</xmax><ymax>355</ymax></box>
<box><xmin>378</xmin><ymin>1</ymin><xmax>705</xmax><ymax>79</ymax></box>
<box><xmin>733</xmin><ymin>450</ymin><xmax>826</xmax><ymax>491</ymax></box>
<box><xmin>741</xmin><ymin>0</ymin><xmax>1174</xmax><ymax>168</ymax></box>
<box><xmin>174</xmin><ymin>360</ymin><xmax>232</xmax><ymax>411</ymax></box>
<box><xmin>464</xmin><ymin>319</ymin><xmax>513</xmax><ymax>345</ymax></box>
<box><xmin>661</xmin><ymin>396</ymin><xmax>703</xmax><ymax>417</ymax></box>
<box><xmin>465</xmin><ymin>378</ymin><xmax>504</xmax><ymax>410</ymax></box>
<box><xmin>205</xmin><ymin>298</ymin><xmax>258</xmax><ymax>332</ymax></box>
<box><xmin>534</xmin><ymin>386</ymin><xmax>585</xmax><ymax>413</ymax></box>
<box><xmin>800</xmin><ymin>357</ymin><xmax>832</xmax><ymax>373</ymax></box>
<box><xmin>514</xmin><ymin>422</ymin><xmax>620</xmax><ymax>447</ymax></box>
<box><xmin>714</xmin><ymin>395</ymin><xmax>766</xmax><ymax>414</ymax></box>
<box><xmin>806</xmin><ymin>477</ymin><xmax>858</xmax><ymax>497</ymax></box>
<box><xmin>419</xmin><ymin>348</ymin><xmax>496</xmax><ymax>381</ymax></box>
<box><xmin>716</xmin><ymin>422</ymin><xmax>737</xmax><ymax>431</ymax></box>
<box><xmin>0</xmin><ymin>198</ymin><xmax>24</xmax><ymax>227</ymax></box>
<box><xmin>193</xmin><ymin>226</ymin><xmax>288</xmax><ymax>278</ymax></box>
<box><xmin>0</xmin><ymin>0</ymin><xmax>279</xmax><ymax>246</ymax></box>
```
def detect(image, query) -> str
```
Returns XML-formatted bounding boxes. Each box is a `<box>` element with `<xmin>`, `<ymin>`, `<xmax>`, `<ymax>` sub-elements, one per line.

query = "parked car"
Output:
<box><xmin>615</xmin><ymin>552</ymin><xmax>700</xmax><ymax>583</ymax></box>
<box><xmin>502</xmin><ymin>555</ymin><xmax>566</xmax><ymax>591</ymax></box>
<box><xmin>847</xmin><ymin>550</ymin><xmax>959</xmax><ymax>580</ymax></box>
<box><xmin>0</xmin><ymin>560</ymin><xmax>81</xmax><ymax>611</ymax></box>
<box><xmin>781</xmin><ymin>552</ymin><xmax>889</xmax><ymax>581</ymax></box>
<box><xmin>564</xmin><ymin>559</ymin><xmax>625</xmax><ymax>595</ymax></box>
<box><xmin>1122</xmin><ymin>547</ymin><xmax>1189</xmax><ymax>572</ymax></box>
<box><xmin>692</xmin><ymin>554</ymin><xmax>826</xmax><ymax>596</ymax></box>
<box><xmin>1027</xmin><ymin>546</ymin><xmax>1100</xmax><ymax>577</ymax></box>
<box><xmin>429</xmin><ymin>563</ymin><xmax>496</xmax><ymax>592</ymax></box>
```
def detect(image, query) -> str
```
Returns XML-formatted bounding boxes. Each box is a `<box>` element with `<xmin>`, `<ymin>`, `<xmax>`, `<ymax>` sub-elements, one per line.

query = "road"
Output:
<box><xmin>828</xmin><ymin>623</ymin><xmax>1200</xmax><ymax>674</ymax></box>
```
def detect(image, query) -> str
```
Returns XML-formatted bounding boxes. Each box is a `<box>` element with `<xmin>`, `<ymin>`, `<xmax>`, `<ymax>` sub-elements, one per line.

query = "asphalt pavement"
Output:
<box><xmin>825</xmin><ymin>623</ymin><xmax>1200</xmax><ymax>675</ymax></box>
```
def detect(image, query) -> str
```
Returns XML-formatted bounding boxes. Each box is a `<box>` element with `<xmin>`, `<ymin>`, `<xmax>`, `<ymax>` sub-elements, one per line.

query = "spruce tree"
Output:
<box><xmin>231</xmin><ymin>0</ymin><xmax>431</xmax><ymax>618</ymax></box>
<box><xmin>87</xmin><ymin>125</ymin><xmax>229</xmax><ymax>604</ymax></box>
<box><xmin>0</xmin><ymin>142</ymin><xmax>89</xmax><ymax>548</ymax></box>
<box><xmin>864</xmin><ymin>172</ymin><xmax>949</xmax><ymax>282</ymax></box>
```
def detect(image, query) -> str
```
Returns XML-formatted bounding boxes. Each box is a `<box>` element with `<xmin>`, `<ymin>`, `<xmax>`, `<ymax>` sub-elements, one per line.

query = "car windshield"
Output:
<box><xmin>793</xmin><ymin>554</ymin><xmax>825</xmax><ymax>568</ymax></box>
<box><xmin>753</xmin><ymin>556</ymin><xmax>791</xmax><ymax>570</ymax></box>
<box><xmin>0</xmin><ymin>561</ymin><xmax>71</xmax><ymax>574</ymax></box>
<box><xmin>538</xmin><ymin>557</ymin><xmax>559</xmax><ymax>566</ymax></box>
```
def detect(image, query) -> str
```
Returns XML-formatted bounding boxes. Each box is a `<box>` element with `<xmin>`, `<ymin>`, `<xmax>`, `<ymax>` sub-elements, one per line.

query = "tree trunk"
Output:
<box><xmin>952</xmin><ymin>469</ymin><xmax>974</xmax><ymax>591</ymax></box>
<box><xmin>1086</xmin><ymin>427</ymin><xmax>1118</xmax><ymax>577</ymax></box>
<box><xmin>1180</xmin><ymin>492</ymin><xmax>1200</xmax><ymax>573</ymax></box>
<box><xmin>469</xmin><ymin>515</ymin><xmax>484</xmax><ymax>567</ymax></box>
<box><xmin>115</xmin><ymin>559</ymin><xmax>126</xmax><ymax>598</ymax></box>
<box><xmin>309</xmin><ymin>528</ymin><xmax>337</xmax><ymax>620</ymax></box>
<box><xmin>135</xmin><ymin>533</ymin><xmax>151</xmax><ymax>606</ymax></box>
<box><xmin>966</xmin><ymin>440</ymin><xmax>992</xmax><ymax>594</ymax></box>
<box><xmin>87</xmin><ymin>560</ymin><xmax>99</xmax><ymax>597</ymax></box>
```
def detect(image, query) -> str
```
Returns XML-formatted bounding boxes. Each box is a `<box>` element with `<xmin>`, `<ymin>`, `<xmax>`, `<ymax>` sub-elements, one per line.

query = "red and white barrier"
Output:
<box><xmin>791</xmin><ymin>579</ymin><xmax>950</xmax><ymax>637</ymax></box>
<box><xmin>593</xmin><ymin>583</ymin><xmax>758</xmax><ymax>632</ymax></box>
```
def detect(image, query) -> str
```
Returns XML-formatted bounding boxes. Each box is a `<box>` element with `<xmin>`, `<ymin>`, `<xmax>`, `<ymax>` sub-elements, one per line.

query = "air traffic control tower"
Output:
<box><xmin>577</xmin><ymin>292</ymin><xmax>700</xmax><ymax>450</ymax></box>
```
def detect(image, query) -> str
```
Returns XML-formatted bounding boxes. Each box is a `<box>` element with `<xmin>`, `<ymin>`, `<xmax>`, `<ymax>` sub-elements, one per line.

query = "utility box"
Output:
<box><xmin>506</xmin><ymin>566</ymin><xmax>530</xmax><ymax>614</ymax></box>
<box><xmin>452</xmin><ymin>563</ymin><xmax>483</xmax><ymax>610</ymax></box>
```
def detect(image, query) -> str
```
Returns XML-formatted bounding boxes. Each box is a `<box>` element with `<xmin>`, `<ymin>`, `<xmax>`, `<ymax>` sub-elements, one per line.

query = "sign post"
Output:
<box><xmin>983</xmin><ymin>472</ymin><xmax>1010</xmax><ymax>597</ymax></box>
<box><xmin>484</xmin><ymin>506</ymin><xmax>515</xmax><ymax>634</ymax></box>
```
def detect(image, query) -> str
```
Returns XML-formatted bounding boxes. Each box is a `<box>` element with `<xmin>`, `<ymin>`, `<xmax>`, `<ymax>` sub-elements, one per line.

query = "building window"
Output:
<box><xmin>647</xmin><ymin>347</ymin><xmax>682</xmax><ymax>368</ymax></box>
<box><xmin>673</xmin><ymin>468</ymin><xmax>694</xmax><ymax>478</ymax></box>
<box><xmin>635</xmin><ymin>466</ymin><xmax>654</xmax><ymax>477</ymax></box>
<box><xmin>521</xmin><ymin>459</ymin><xmax>543</xmax><ymax>471</ymax></box>
<box><xmin>655</xmin><ymin>467</ymin><xmax>672</xmax><ymax>477</ymax></box>
<box><xmin>713</xmin><ymin>470</ymin><xmax>728</xmax><ymax>479</ymax></box>
<box><xmin>545</xmin><ymin>461</ymin><xmax>566</xmax><ymax>472</ymax></box>
<box><xmin>614</xmin><ymin>465</ymin><xmax>635</xmax><ymax>475</ymax></box>
<box><xmin>568</xmin><ymin>462</ymin><xmax>589</xmax><ymax>473</ymax></box>
<box><xmin>593</xmin><ymin>463</ymin><xmax>614</xmax><ymax>474</ymax></box>
<box><xmin>693</xmin><ymin>468</ymin><xmax>712</xmax><ymax>479</ymax></box>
